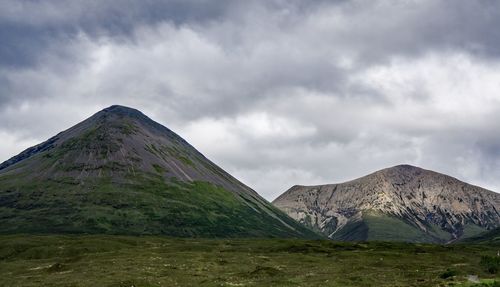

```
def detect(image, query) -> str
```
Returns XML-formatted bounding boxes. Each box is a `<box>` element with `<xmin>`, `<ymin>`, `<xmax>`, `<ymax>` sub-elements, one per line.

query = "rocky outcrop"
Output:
<box><xmin>273</xmin><ymin>165</ymin><xmax>500</xmax><ymax>242</ymax></box>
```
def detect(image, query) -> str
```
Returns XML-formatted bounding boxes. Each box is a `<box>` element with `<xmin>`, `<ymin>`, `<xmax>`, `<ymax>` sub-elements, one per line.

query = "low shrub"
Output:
<box><xmin>480</xmin><ymin>256</ymin><xmax>500</xmax><ymax>274</ymax></box>
<box><xmin>439</xmin><ymin>268</ymin><xmax>458</xmax><ymax>279</ymax></box>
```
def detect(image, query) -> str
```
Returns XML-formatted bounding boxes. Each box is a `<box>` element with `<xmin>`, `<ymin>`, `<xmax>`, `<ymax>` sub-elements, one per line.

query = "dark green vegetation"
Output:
<box><xmin>0</xmin><ymin>235</ymin><xmax>499</xmax><ymax>287</ymax></box>
<box><xmin>0</xmin><ymin>175</ymin><xmax>312</xmax><ymax>237</ymax></box>
<box><xmin>480</xmin><ymin>256</ymin><xmax>500</xmax><ymax>274</ymax></box>
<box><xmin>463</xmin><ymin>228</ymin><xmax>500</xmax><ymax>245</ymax></box>
<box><xmin>0</xmin><ymin>105</ymin><xmax>316</xmax><ymax>238</ymax></box>
<box><xmin>330</xmin><ymin>211</ymin><xmax>454</xmax><ymax>243</ymax></box>
<box><xmin>326</xmin><ymin>212</ymin><xmax>489</xmax><ymax>244</ymax></box>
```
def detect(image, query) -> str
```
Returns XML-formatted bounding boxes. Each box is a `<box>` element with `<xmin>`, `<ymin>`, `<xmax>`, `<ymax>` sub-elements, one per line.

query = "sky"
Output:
<box><xmin>1</xmin><ymin>0</ymin><xmax>500</xmax><ymax>201</ymax></box>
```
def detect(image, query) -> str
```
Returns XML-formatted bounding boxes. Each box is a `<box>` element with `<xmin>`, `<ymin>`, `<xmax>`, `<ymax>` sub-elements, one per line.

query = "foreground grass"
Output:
<box><xmin>0</xmin><ymin>235</ymin><xmax>499</xmax><ymax>287</ymax></box>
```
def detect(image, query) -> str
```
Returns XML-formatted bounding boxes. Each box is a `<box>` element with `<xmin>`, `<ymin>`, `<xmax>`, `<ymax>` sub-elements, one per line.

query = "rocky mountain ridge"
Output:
<box><xmin>273</xmin><ymin>165</ymin><xmax>500</xmax><ymax>242</ymax></box>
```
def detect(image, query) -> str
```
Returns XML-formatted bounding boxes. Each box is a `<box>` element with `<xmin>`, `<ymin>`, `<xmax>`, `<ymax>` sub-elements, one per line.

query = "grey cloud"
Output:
<box><xmin>2</xmin><ymin>0</ymin><xmax>500</xmax><ymax>200</ymax></box>
<box><xmin>0</xmin><ymin>0</ymin><xmax>234</xmax><ymax>68</ymax></box>
<box><xmin>0</xmin><ymin>0</ymin><xmax>232</xmax><ymax>29</ymax></box>
<box><xmin>2</xmin><ymin>0</ymin><xmax>500</xmax><ymax>68</ymax></box>
<box><xmin>337</xmin><ymin>0</ymin><xmax>500</xmax><ymax>60</ymax></box>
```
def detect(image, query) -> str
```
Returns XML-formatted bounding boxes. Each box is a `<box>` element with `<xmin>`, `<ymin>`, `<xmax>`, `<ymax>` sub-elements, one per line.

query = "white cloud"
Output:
<box><xmin>0</xmin><ymin>130</ymin><xmax>40</xmax><ymax>163</ymax></box>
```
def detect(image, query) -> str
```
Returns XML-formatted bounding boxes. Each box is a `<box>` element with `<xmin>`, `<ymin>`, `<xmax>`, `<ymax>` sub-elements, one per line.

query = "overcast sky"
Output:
<box><xmin>2</xmin><ymin>0</ymin><xmax>500</xmax><ymax>200</ymax></box>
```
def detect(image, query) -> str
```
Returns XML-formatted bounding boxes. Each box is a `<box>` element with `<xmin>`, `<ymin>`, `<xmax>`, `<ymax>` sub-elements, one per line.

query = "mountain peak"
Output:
<box><xmin>274</xmin><ymin>165</ymin><xmax>500</xmax><ymax>243</ymax></box>
<box><xmin>94</xmin><ymin>105</ymin><xmax>150</xmax><ymax>122</ymax></box>
<box><xmin>375</xmin><ymin>164</ymin><xmax>427</xmax><ymax>180</ymax></box>
<box><xmin>0</xmin><ymin>106</ymin><xmax>317</xmax><ymax>238</ymax></box>
<box><xmin>378</xmin><ymin>164</ymin><xmax>426</xmax><ymax>175</ymax></box>
<box><xmin>387</xmin><ymin>164</ymin><xmax>420</xmax><ymax>170</ymax></box>
<box><xmin>100</xmin><ymin>105</ymin><xmax>143</xmax><ymax>116</ymax></box>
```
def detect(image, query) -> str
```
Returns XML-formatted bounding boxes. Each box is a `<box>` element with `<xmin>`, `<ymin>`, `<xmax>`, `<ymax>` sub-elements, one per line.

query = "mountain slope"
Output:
<box><xmin>273</xmin><ymin>165</ymin><xmax>500</xmax><ymax>243</ymax></box>
<box><xmin>0</xmin><ymin>105</ymin><xmax>317</xmax><ymax>238</ymax></box>
<box><xmin>461</xmin><ymin>227</ymin><xmax>500</xmax><ymax>244</ymax></box>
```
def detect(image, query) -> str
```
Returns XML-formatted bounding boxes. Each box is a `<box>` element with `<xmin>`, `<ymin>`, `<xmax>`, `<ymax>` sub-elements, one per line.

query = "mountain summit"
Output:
<box><xmin>0</xmin><ymin>105</ymin><xmax>316</xmax><ymax>238</ymax></box>
<box><xmin>273</xmin><ymin>165</ymin><xmax>500</xmax><ymax>243</ymax></box>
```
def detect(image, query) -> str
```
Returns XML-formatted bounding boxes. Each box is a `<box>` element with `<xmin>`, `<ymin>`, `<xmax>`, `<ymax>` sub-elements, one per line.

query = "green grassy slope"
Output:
<box><xmin>331</xmin><ymin>211</ymin><xmax>452</xmax><ymax>243</ymax></box>
<box><xmin>462</xmin><ymin>228</ymin><xmax>500</xmax><ymax>244</ymax></box>
<box><xmin>461</xmin><ymin>224</ymin><xmax>490</xmax><ymax>240</ymax></box>
<box><xmin>0</xmin><ymin>235</ymin><xmax>499</xmax><ymax>287</ymax></box>
<box><xmin>0</xmin><ymin>170</ymin><xmax>316</xmax><ymax>238</ymax></box>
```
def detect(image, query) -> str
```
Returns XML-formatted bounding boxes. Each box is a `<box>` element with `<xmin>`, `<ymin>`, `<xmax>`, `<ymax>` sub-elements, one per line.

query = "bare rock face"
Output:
<box><xmin>273</xmin><ymin>165</ymin><xmax>500</xmax><ymax>243</ymax></box>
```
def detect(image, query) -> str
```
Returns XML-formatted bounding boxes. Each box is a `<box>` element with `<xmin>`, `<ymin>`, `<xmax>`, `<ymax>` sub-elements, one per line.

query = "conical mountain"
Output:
<box><xmin>273</xmin><ymin>165</ymin><xmax>500</xmax><ymax>243</ymax></box>
<box><xmin>0</xmin><ymin>105</ymin><xmax>316</xmax><ymax>238</ymax></box>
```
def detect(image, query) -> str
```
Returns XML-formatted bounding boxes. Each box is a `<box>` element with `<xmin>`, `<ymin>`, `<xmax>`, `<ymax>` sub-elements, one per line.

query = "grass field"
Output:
<box><xmin>1</xmin><ymin>235</ymin><xmax>500</xmax><ymax>287</ymax></box>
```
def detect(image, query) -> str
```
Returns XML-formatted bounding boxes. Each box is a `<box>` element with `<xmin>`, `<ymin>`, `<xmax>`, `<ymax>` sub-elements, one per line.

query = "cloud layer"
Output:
<box><xmin>2</xmin><ymin>0</ymin><xmax>500</xmax><ymax>200</ymax></box>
